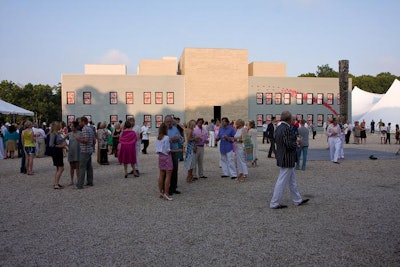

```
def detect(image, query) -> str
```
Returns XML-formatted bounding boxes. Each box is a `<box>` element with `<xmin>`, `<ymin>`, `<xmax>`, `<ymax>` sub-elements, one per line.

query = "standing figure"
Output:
<box><xmin>67</xmin><ymin>121</ymin><xmax>80</xmax><ymax>186</ymax></box>
<box><xmin>156</xmin><ymin>123</ymin><xmax>174</xmax><ymax>200</ymax></box>
<box><xmin>262</xmin><ymin>121</ymin><xmax>268</xmax><ymax>144</ymax></box>
<box><xmin>267</xmin><ymin>117</ymin><xmax>276</xmax><ymax>158</ymax></box>
<box><xmin>395</xmin><ymin>124</ymin><xmax>400</xmax><ymax>144</ymax></box>
<box><xmin>97</xmin><ymin>122</ymin><xmax>110</xmax><ymax>165</ymax></box>
<box><xmin>165</xmin><ymin>115</ymin><xmax>183</xmax><ymax>195</ymax></box>
<box><xmin>128</xmin><ymin>117</ymin><xmax>141</xmax><ymax>175</ymax></box>
<box><xmin>270</xmin><ymin>111</ymin><xmax>309</xmax><ymax>209</ymax></box>
<box><xmin>112</xmin><ymin>122</ymin><xmax>121</xmax><ymax>157</ymax></box>
<box><xmin>184</xmin><ymin>120</ymin><xmax>197</xmax><ymax>183</ymax></box>
<box><xmin>208</xmin><ymin>119</ymin><xmax>215</xmax><ymax>147</ymax></box>
<box><xmin>233</xmin><ymin>119</ymin><xmax>248</xmax><ymax>182</ymax></box>
<box><xmin>193</xmin><ymin>118</ymin><xmax>209</xmax><ymax>179</ymax></box>
<box><xmin>4</xmin><ymin>124</ymin><xmax>19</xmax><ymax>159</ymax></box>
<box><xmin>296</xmin><ymin>119</ymin><xmax>309</xmax><ymax>170</ymax></box>
<box><xmin>386</xmin><ymin>123</ymin><xmax>391</xmax><ymax>144</ymax></box>
<box><xmin>141</xmin><ymin>121</ymin><xmax>151</xmax><ymax>154</ymax></box>
<box><xmin>21</xmin><ymin>120</ymin><xmax>36</xmax><ymax>175</ymax></box>
<box><xmin>326</xmin><ymin>117</ymin><xmax>342</xmax><ymax>164</ymax></box>
<box><xmin>118</xmin><ymin>121</ymin><xmax>138</xmax><ymax>178</ymax></box>
<box><xmin>370</xmin><ymin>120</ymin><xmax>375</xmax><ymax>134</ymax></box>
<box><xmin>49</xmin><ymin>121</ymin><xmax>67</xmax><ymax>189</ymax></box>
<box><xmin>216</xmin><ymin>117</ymin><xmax>237</xmax><ymax>179</ymax></box>
<box><xmin>74</xmin><ymin>116</ymin><xmax>96</xmax><ymax>189</ymax></box>
<box><xmin>247</xmin><ymin>120</ymin><xmax>258</xmax><ymax>167</ymax></box>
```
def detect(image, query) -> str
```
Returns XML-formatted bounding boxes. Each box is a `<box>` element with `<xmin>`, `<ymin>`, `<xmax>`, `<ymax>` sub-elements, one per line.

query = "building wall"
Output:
<box><xmin>248</xmin><ymin>62</ymin><xmax>286</xmax><ymax>77</ymax></box>
<box><xmin>138</xmin><ymin>57</ymin><xmax>178</xmax><ymax>75</ymax></box>
<box><xmin>248</xmin><ymin>77</ymin><xmax>352</xmax><ymax>131</ymax></box>
<box><xmin>84</xmin><ymin>64</ymin><xmax>126</xmax><ymax>75</ymax></box>
<box><xmin>62</xmin><ymin>74</ymin><xmax>184</xmax><ymax>127</ymax></box>
<box><xmin>180</xmin><ymin>48</ymin><xmax>249</xmax><ymax>121</ymax></box>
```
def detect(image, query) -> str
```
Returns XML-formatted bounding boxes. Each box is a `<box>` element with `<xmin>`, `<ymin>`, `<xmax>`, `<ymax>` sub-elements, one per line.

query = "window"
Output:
<box><xmin>317</xmin><ymin>93</ymin><xmax>324</xmax><ymax>105</ymax></box>
<box><xmin>110</xmin><ymin>115</ymin><xmax>118</xmax><ymax>123</ymax></box>
<box><xmin>256</xmin><ymin>93</ymin><xmax>263</xmax><ymax>104</ymax></box>
<box><xmin>155</xmin><ymin>115</ymin><xmax>163</xmax><ymax>128</ymax></box>
<box><xmin>284</xmin><ymin>93</ymin><xmax>291</xmax><ymax>105</ymax></box>
<box><xmin>83</xmin><ymin>92</ymin><xmax>91</xmax><ymax>105</ymax></box>
<box><xmin>110</xmin><ymin>92</ymin><xmax>117</xmax><ymax>104</ymax></box>
<box><xmin>307</xmin><ymin>93</ymin><xmax>313</xmax><ymax>105</ymax></box>
<box><xmin>67</xmin><ymin>92</ymin><xmax>75</xmax><ymax>104</ymax></box>
<box><xmin>126</xmin><ymin>115</ymin><xmax>134</xmax><ymax>121</ymax></box>
<box><xmin>266</xmin><ymin>114</ymin><xmax>272</xmax><ymax>124</ymax></box>
<box><xmin>296</xmin><ymin>93</ymin><xmax>303</xmax><ymax>105</ymax></box>
<box><xmin>67</xmin><ymin>115</ymin><xmax>75</xmax><ymax>123</ymax></box>
<box><xmin>275</xmin><ymin>93</ymin><xmax>282</xmax><ymax>105</ymax></box>
<box><xmin>144</xmin><ymin>92</ymin><xmax>151</xmax><ymax>104</ymax></box>
<box><xmin>155</xmin><ymin>92</ymin><xmax>163</xmax><ymax>104</ymax></box>
<box><xmin>296</xmin><ymin>114</ymin><xmax>303</xmax><ymax>121</ymax></box>
<box><xmin>327</xmin><ymin>114</ymin><xmax>333</xmax><ymax>122</ymax></box>
<box><xmin>307</xmin><ymin>114</ymin><xmax>313</xmax><ymax>124</ymax></box>
<box><xmin>167</xmin><ymin>92</ymin><xmax>174</xmax><ymax>104</ymax></box>
<box><xmin>126</xmin><ymin>92</ymin><xmax>134</xmax><ymax>104</ymax></box>
<box><xmin>265</xmin><ymin>93</ymin><xmax>273</xmax><ymax>105</ymax></box>
<box><xmin>327</xmin><ymin>93</ymin><xmax>333</xmax><ymax>105</ymax></box>
<box><xmin>317</xmin><ymin>114</ymin><xmax>324</xmax><ymax>127</ymax></box>
<box><xmin>256</xmin><ymin>114</ymin><xmax>263</xmax><ymax>127</ymax></box>
<box><xmin>275</xmin><ymin>114</ymin><xmax>281</xmax><ymax>122</ymax></box>
<box><xmin>337</xmin><ymin>94</ymin><xmax>341</xmax><ymax>105</ymax></box>
<box><xmin>144</xmin><ymin>115</ymin><xmax>152</xmax><ymax>128</ymax></box>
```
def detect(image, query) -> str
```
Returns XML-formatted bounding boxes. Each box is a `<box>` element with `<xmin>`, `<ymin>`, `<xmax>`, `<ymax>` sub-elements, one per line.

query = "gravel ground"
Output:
<box><xmin>1</xmin><ymin>134</ymin><xmax>400</xmax><ymax>266</ymax></box>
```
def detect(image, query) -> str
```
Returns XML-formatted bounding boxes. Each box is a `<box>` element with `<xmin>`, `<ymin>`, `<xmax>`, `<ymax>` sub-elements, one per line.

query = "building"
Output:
<box><xmin>61</xmin><ymin>48</ymin><xmax>351</xmax><ymax>131</ymax></box>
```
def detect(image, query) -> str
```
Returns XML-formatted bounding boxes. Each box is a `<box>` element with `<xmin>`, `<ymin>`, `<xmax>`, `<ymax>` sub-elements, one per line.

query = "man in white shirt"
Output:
<box><xmin>141</xmin><ymin>121</ymin><xmax>150</xmax><ymax>154</ymax></box>
<box><xmin>33</xmin><ymin>123</ymin><xmax>47</xmax><ymax>157</ymax></box>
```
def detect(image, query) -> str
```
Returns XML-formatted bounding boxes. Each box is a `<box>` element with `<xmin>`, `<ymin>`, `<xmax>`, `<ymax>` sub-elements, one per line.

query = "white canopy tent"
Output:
<box><xmin>357</xmin><ymin>79</ymin><xmax>400</xmax><ymax>131</ymax></box>
<box><xmin>351</xmin><ymin>86</ymin><xmax>384</xmax><ymax>122</ymax></box>
<box><xmin>0</xmin><ymin>99</ymin><xmax>34</xmax><ymax>116</ymax></box>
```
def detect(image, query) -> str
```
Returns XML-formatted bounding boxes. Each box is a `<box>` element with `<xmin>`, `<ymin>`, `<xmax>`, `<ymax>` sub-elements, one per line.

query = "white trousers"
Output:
<box><xmin>209</xmin><ymin>131</ymin><xmax>215</xmax><ymax>147</ymax></box>
<box><xmin>135</xmin><ymin>141</ymin><xmax>141</xmax><ymax>171</ymax></box>
<box><xmin>270</xmin><ymin>167</ymin><xmax>302</xmax><ymax>208</ymax></box>
<box><xmin>235</xmin><ymin>146</ymin><xmax>248</xmax><ymax>175</ymax></box>
<box><xmin>328</xmin><ymin>137</ymin><xmax>341</xmax><ymax>162</ymax></box>
<box><xmin>193</xmin><ymin>146</ymin><xmax>204</xmax><ymax>177</ymax></box>
<box><xmin>220</xmin><ymin>150</ymin><xmax>237</xmax><ymax>177</ymax></box>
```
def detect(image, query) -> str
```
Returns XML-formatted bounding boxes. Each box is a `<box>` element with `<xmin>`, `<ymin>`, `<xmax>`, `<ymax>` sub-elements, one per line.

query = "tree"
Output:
<box><xmin>298</xmin><ymin>72</ymin><xmax>316</xmax><ymax>77</ymax></box>
<box><xmin>316</xmin><ymin>64</ymin><xmax>338</xmax><ymax>77</ymax></box>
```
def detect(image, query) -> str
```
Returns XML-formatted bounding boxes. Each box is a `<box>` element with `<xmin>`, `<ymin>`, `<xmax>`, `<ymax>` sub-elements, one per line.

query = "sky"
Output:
<box><xmin>0</xmin><ymin>0</ymin><xmax>399</xmax><ymax>86</ymax></box>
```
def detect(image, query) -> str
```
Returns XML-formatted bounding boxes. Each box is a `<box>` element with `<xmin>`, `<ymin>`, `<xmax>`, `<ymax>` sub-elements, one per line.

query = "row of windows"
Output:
<box><xmin>255</xmin><ymin>92</ymin><xmax>339</xmax><ymax>105</ymax></box>
<box><xmin>67</xmin><ymin>114</ymin><xmax>167</xmax><ymax>128</ymax></box>
<box><xmin>256</xmin><ymin>113</ymin><xmax>335</xmax><ymax>127</ymax></box>
<box><xmin>66</xmin><ymin>91</ymin><xmax>175</xmax><ymax>105</ymax></box>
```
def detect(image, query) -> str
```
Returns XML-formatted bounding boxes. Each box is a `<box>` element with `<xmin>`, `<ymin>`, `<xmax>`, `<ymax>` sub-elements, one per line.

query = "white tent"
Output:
<box><xmin>351</xmin><ymin>86</ymin><xmax>384</xmax><ymax>122</ymax></box>
<box><xmin>0</xmin><ymin>99</ymin><xmax>34</xmax><ymax>116</ymax></box>
<box><xmin>359</xmin><ymin>79</ymin><xmax>400</xmax><ymax>130</ymax></box>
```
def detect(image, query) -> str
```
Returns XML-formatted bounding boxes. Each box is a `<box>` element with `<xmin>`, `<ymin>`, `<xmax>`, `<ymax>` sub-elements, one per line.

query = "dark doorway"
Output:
<box><xmin>214</xmin><ymin>106</ymin><xmax>221</xmax><ymax>122</ymax></box>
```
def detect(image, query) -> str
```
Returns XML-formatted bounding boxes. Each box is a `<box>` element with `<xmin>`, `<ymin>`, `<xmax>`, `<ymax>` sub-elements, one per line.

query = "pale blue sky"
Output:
<box><xmin>0</xmin><ymin>0</ymin><xmax>399</xmax><ymax>86</ymax></box>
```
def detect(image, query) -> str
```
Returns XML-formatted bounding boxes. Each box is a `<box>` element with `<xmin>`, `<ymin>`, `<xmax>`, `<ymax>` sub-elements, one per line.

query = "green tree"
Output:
<box><xmin>316</xmin><ymin>64</ymin><xmax>339</xmax><ymax>77</ymax></box>
<box><xmin>298</xmin><ymin>72</ymin><xmax>316</xmax><ymax>77</ymax></box>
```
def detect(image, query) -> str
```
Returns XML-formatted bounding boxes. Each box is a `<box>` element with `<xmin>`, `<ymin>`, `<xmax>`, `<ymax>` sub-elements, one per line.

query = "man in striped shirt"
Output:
<box><xmin>270</xmin><ymin>111</ymin><xmax>309</xmax><ymax>209</ymax></box>
<box><xmin>74</xmin><ymin>116</ymin><xmax>96</xmax><ymax>189</ymax></box>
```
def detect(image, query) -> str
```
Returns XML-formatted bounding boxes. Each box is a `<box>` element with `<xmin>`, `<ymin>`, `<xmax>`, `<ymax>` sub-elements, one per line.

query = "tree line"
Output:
<box><xmin>1</xmin><ymin>65</ymin><xmax>398</xmax><ymax>123</ymax></box>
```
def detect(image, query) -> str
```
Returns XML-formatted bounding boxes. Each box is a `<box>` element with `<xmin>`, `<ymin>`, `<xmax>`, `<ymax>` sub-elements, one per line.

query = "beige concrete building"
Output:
<box><xmin>61</xmin><ymin>47</ymin><xmax>351</xmax><ymax>131</ymax></box>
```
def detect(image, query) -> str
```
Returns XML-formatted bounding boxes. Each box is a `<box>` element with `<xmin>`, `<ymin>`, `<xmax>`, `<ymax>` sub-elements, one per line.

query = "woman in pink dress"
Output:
<box><xmin>118</xmin><ymin>121</ymin><xmax>139</xmax><ymax>178</ymax></box>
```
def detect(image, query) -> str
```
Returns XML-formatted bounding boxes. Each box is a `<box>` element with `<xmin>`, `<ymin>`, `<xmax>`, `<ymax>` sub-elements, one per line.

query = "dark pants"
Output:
<box><xmin>386</xmin><ymin>133</ymin><xmax>391</xmax><ymax>144</ymax></box>
<box><xmin>262</xmin><ymin>132</ymin><xmax>268</xmax><ymax>144</ymax></box>
<box><xmin>312</xmin><ymin>131</ymin><xmax>317</xmax><ymax>140</ymax></box>
<box><xmin>268</xmin><ymin>138</ymin><xmax>276</xmax><ymax>157</ymax></box>
<box><xmin>141</xmin><ymin>139</ymin><xmax>149</xmax><ymax>154</ymax></box>
<box><xmin>20</xmin><ymin>148</ymin><xmax>26</xmax><ymax>173</ymax></box>
<box><xmin>345</xmin><ymin>131</ymin><xmax>351</xmax><ymax>144</ymax></box>
<box><xmin>169</xmin><ymin>152</ymin><xmax>179</xmax><ymax>193</ymax></box>
<box><xmin>100</xmin><ymin>148</ymin><xmax>108</xmax><ymax>164</ymax></box>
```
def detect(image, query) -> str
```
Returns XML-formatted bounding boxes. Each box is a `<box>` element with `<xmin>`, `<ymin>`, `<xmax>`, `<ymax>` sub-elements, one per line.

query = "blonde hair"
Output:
<box><xmin>51</xmin><ymin>121</ymin><xmax>61</xmax><ymax>134</ymax></box>
<box><xmin>24</xmin><ymin>120</ymin><xmax>32</xmax><ymax>128</ymax></box>
<box><xmin>187</xmin><ymin>119</ymin><xmax>196</xmax><ymax>129</ymax></box>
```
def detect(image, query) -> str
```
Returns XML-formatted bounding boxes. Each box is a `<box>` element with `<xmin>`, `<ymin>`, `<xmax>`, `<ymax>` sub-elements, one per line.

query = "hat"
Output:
<box><xmin>5</xmin><ymin>122</ymin><xmax>11</xmax><ymax>126</ymax></box>
<box><xmin>42</xmin><ymin>122</ymin><xmax>46</xmax><ymax>126</ymax></box>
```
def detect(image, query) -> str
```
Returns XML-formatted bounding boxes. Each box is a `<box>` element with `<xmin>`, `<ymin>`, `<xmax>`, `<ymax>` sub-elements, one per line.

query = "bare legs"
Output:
<box><xmin>54</xmin><ymin>166</ymin><xmax>64</xmax><ymax>189</ymax></box>
<box><xmin>158</xmin><ymin>170</ymin><xmax>172</xmax><ymax>200</ymax></box>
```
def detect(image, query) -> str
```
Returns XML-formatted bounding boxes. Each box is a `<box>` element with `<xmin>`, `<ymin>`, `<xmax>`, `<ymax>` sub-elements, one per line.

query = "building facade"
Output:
<box><xmin>61</xmin><ymin>48</ymin><xmax>351</xmax><ymax>131</ymax></box>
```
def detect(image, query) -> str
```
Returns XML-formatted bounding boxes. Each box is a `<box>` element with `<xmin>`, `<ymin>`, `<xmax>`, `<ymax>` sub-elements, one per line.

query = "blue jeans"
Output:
<box><xmin>77</xmin><ymin>152</ymin><xmax>93</xmax><ymax>188</ymax></box>
<box><xmin>296</xmin><ymin>146</ymin><xmax>308</xmax><ymax>170</ymax></box>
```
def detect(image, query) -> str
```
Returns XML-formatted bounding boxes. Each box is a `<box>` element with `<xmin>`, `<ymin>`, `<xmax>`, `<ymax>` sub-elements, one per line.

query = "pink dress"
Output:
<box><xmin>118</xmin><ymin>130</ymin><xmax>137</xmax><ymax>164</ymax></box>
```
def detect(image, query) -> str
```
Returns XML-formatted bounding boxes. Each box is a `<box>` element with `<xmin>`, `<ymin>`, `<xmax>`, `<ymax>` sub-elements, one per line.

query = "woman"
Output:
<box><xmin>4</xmin><ymin>124</ymin><xmax>19</xmax><ymax>159</ymax></box>
<box><xmin>234</xmin><ymin>119</ymin><xmax>248</xmax><ymax>182</ymax></box>
<box><xmin>247</xmin><ymin>120</ymin><xmax>258</xmax><ymax>167</ymax></box>
<box><xmin>184</xmin><ymin>120</ymin><xmax>197</xmax><ymax>183</ymax></box>
<box><xmin>21</xmin><ymin>120</ymin><xmax>36</xmax><ymax>175</ymax></box>
<box><xmin>118</xmin><ymin>121</ymin><xmax>138</xmax><ymax>178</ymax></box>
<box><xmin>107</xmin><ymin>123</ymin><xmax>114</xmax><ymax>155</ymax></box>
<box><xmin>155</xmin><ymin>123</ymin><xmax>173</xmax><ymax>200</ymax></box>
<box><xmin>67</xmin><ymin>121</ymin><xmax>80</xmax><ymax>186</ymax></box>
<box><xmin>49</xmin><ymin>121</ymin><xmax>67</xmax><ymax>189</ymax></box>
<box><xmin>97</xmin><ymin>122</ymin><xmax>110</xmax><ymax>165</ymax></box>
<box><xmin>112</xmin><ymin>122</ymin><xmax>122</xmax><ymax>157</ymax></box>
<box><xmin>395</xmin><ymin>124</ymin><xmax>400</xmax><ymax>144</ymax></box>
<box><xmin>360</xmin><ymin>120</ymin><xmax>367</xmax><ymax>144</ymax></box>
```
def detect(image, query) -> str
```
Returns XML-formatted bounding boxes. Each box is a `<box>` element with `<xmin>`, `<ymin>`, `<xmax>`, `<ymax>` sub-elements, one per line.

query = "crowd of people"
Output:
<box><xmin>1</xmin><ymin>113</ymin><xmax>399</xmax><ymax>207</ymax></box>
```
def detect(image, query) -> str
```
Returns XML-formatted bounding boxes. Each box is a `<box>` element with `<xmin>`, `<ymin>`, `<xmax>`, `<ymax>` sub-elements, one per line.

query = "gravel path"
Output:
<box><xmin>1</xmin><ymin>134</ymin><xmax>399</xmax><ymax>266</ymax></box>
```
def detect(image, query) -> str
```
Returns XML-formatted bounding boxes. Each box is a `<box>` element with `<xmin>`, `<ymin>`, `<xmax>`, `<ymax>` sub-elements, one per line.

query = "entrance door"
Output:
<box><xmin>213</xmin><ymin>106</ymin><xmax>221</xmax><ymax>122</ymax></box>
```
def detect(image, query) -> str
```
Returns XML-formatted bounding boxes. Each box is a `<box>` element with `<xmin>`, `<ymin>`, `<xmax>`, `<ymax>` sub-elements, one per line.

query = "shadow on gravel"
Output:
<box><xmin>308</xmin><ymin>148</ymin><xmax>400</xmax><ymax>161</ymax></box>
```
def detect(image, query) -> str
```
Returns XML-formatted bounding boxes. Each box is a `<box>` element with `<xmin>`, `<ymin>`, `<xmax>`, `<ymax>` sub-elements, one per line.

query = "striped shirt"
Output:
<box><xmin>79</xmin><ymin>125</ymin><xmax>95</xmax><ymax>153</ymax></box>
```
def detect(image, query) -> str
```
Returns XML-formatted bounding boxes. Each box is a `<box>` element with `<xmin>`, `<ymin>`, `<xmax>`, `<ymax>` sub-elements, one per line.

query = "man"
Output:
<box><xmin>267</xmin><ymin>117</ymin><xmax>276</xmax><ymax>158</ymax></box>
<box><xmin>18</xmin><ymin>120</ymin><xmax>27</xmax><ymax>173</ymax></box>
<box><xmin>370</xmin><ymin>120</ymin><xmax>375</xmax><ymax>134</ymax></box>
<box><xmin>165</xmin><ymin>115</ymin><xmax>183</xmax><ymax>195</ymax></box>
<box><xmin>74</xmin><ymin>116</ymin><xmax>96</xmax><ymax>189</ymax></box>
<box><xmin>193</xmin><ymin>118</ymin><xmax>209</xmax><ymax>179</ymax></box>
<box><xmin>141</xmin><ymin>121</ymin><xmax>150</xmax><ymax>154</ymax></box>
<box><xmin>208</xmin><ymin>119</ymin><xmax>215</xmax><ymax>147</ymax></box>
<box><xmin>326</xmin><ymin>117</ymin><xmax>342</xmax><ymax>164</ymax></box>
<box><xmin>262</xmin><ymin>121</ymin><xmax>268</xmax><ymax>144</ymax></box>
<box><xmin>344</xmin><ymin>120</ymin><xmax>353</xmax><ymax>144</ymax></box>
<box><xmin>296</xmin><ymin>119</ymin><xmax>309</xmax><ymax>171</ymax></box>
<box><xmin>270</xmin><ymin>111</ymin><xmax>309</xmax><ymax>209</ymax></box>
<box><xmin>34</xmin><ymin>123</ymin><xmax>46</xmax><ymax>158</ymax></box>
<box><xmin>216</xmin><ymin>117</ymin><xmax>237</xmax><ymax>179</ymax></box>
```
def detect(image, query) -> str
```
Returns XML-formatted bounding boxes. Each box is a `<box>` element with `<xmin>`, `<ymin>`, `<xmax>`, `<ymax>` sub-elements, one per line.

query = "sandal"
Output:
<box><xmin>57</xmin><ymin>184</ymin><xmax>64</xmax><ymax>188</ymax></box>
<box><xmin>239</xmin><ymin>175</ymin><xmax>247</xmax><ymax>182</ymax></box>
<box><xmin>54</xmin><ymin>185</ymin><xmax>60</xmax><ymax>189</ymax></box>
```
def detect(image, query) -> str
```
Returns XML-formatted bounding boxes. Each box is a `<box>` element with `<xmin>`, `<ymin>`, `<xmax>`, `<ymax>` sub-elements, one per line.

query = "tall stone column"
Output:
<box><xmin>339</xmin><ymin>60</ymin><xmax>349</xmax><ymax>122</ymax></box>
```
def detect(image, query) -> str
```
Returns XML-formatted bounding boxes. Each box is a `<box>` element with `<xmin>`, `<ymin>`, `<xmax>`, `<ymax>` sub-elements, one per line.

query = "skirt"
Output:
<box><xmin>158</xmin><ymin>153</ymin><xmax>173</xmax><ymax>171</ymax></box>
<box><xmin>6</xmin><ymin>140</ymin><xmax>17</xmax><ymax>151</ymax></box>
<box><xmin>52</xmin><ymin>148</ymin><xmax>64</xmax><ymax>167</ymax></box>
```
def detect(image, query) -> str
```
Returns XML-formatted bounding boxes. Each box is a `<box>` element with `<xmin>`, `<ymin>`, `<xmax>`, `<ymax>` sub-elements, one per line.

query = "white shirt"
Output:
<box><xmin>140</xmin><ymin>125</ymin><xmax>150</xmax><ymax>140</ymax></box>
<box><xmin>155</xmin><ymin>135</ymin><xmax>171</xmax><ymax>155</ymax></box>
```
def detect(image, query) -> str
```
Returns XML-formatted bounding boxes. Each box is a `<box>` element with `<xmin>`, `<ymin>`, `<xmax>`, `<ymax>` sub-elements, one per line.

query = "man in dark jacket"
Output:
<box><xmin>267</xmin><ymin>117</ymin><xmax>276</xmax><ymax>158</ymax></box>
<box><xmin>270</xmin><ymin>111</ymin><xmax>309</xmax><ymax>209</ymax></box>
